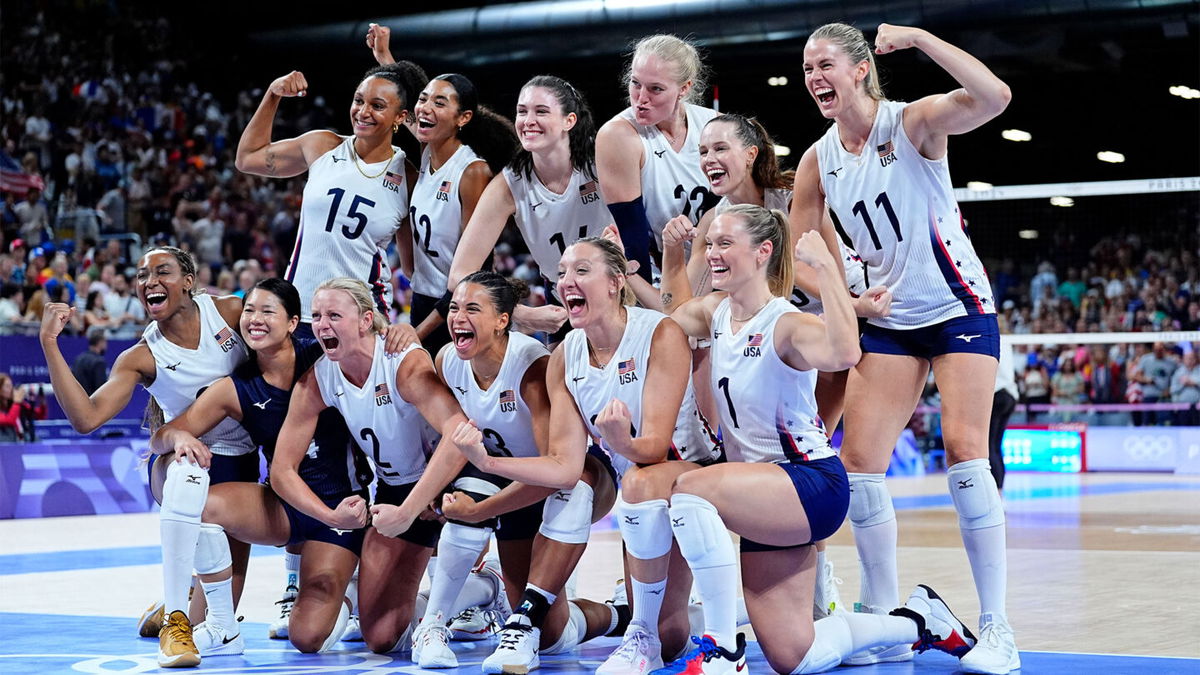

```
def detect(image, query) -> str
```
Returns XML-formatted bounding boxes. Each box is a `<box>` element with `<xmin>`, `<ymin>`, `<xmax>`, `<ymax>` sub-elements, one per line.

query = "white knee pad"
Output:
<box><xmin>193</xmin><ymin>523</ymin><xmax>232</xmax><ymax>575</ymax></box>
<box><xmin>617</xmin><ymin>498</ymin><xmax>673</xmax><ymax>561</ymax></box>
<box><xmin>542</xmin><ymin>599</ymin><xmax>586</xmax><ymax>655</ymax></box>
<box><xmin>847</xmin><ymin>473</ymin><xmax>894</xmax><ymax>528</ymax></box>
<box><xmin>319</xmin><ymin>599</ymin><xmax>351</xmax><ymax>653</ymax></box>
<box><xmin>947</xmin><ymin>459</ymin><xmax>1005</xmax><ymax>530</ymax></box>
<box><xmin>792</xmin><ymin>615</ymin><xmax>852</xmax><ymax>674</ymax></box>
<box><xmin>441</xmin><ymin>521</ymin><xmax>494</xmax><ymax>551</ymax></box>
<box><xmin>539</xmin><ymin>480</ymin><xmax>594</xmax><ymax>545</ymax></box>
<box><xmin>159</xmin><ymin>459</ymin><xmax>210</xmax><ymax>524</ymax></box>
<box><xmin>668</xmin><ymin>493</ymin><xmax>735</xmax><ymax>569</ymax></box>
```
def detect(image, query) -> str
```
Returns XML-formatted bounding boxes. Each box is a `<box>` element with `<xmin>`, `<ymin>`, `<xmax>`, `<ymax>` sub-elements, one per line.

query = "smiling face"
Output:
<box><xmin>556</xmin><ymin>242</ymin><xmax>623</xmax><ymax>329</ymax></box>
<box><xmin>627</xmin><ymin>53</ymin><xmax>689</xmax><ymax>127</ymax></box>
<box><xmin>240</xmin><ymin>288</ymin><xmax>298</xmax><ymax>353</ymax></box>
<box><xmin>514</xmin><ymin>86</ymin><xmax>575</xmax><ymax>154</ymax></box>
<box><xmin>699</xmin><ymin>120</ymin><xmax>758</xmax><ymax>196</ymax></box>
<box><xmin>802</xmin><ymin>38</ymin><xmax>870</xmax><ymax>119</ymax></box>
<box><xmin>135</xmin><ymin>250</ymin><xmax>193</xmax><ymax>321</ymax></box>
<box><xmin>448</xmin><ymin>282</ymin><xmax>508</xmax><ymax>360</ymax></box>
<box><xmin>413</xmin><ymin>79</ymin><xmax>471</xmax><ymax>145</ymax></box>
<box><xmin>350</xmin><ymin>76</ymin><xmax>407</xmax><ymax>141</ymax></box>
<box><xmin>705</xmin><ymin>213</ymin><xmax>769</xmax><ymax>292</ymax></box>
<box><xmin>310</xmin><ymin>288</ymin><xmax>371</xmax><ymax>361</ymax></box>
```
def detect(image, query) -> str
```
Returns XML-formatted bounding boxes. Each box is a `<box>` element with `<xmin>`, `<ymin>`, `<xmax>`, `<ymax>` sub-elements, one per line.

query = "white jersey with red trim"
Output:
<box><xmin>286</xmin><ymin>137</ymin><xmax>408</xmax><ymax>324</ymax></box>
<box><xmin>709</xmin><ymin>296</ymin><xmax>833</xmax><ymax>464</ymax></box>
<box><xmin>815</xmin><ymin>100</ymin><xmax>993</xmax><ymax>329</ymax></box>
<box><xmin>562</xmin><ymin>306</ymin><xmax>722</xmax><ymax>476</ymax></box>
<box><xmin>410</xmin><ymin>144</ymin><xmax>484</xmax><ymax>297</ymax></box>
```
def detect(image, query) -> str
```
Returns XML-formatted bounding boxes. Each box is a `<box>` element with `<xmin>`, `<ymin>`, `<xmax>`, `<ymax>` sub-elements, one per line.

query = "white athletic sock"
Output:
<box><xmin>452</xmin><ymin>570</ymin><xmax>497</xmax><ymax>615</ymax></box>
<box><xmin>161</xmin><ymin>518</ymin><xmax>200</xmax><ymax>614</ymax></box>
<box><xmin>200</xmin><ymin>577</ymin><xmax>237</xmax><ymax>635</ymax></box>
<box><xmin>283</xmin><ymin>551</ymin><xmax>300</xmax><ymax>593</ymax></box>
<box><xmin>630</xmin><ymin>578</ymin><xmax>667</xmax><ymax>637</ymax></box>
<box><xmin>847</xmin><ymin>473</ymin><xmax>899</xmax><ymax>611</ymax></box>
<box><xmin>949</xmin><ymin>458</ymin><xmax>1008</xmax><ymax>619</ymax></box>
<box><xmin>793</xmin><ymin>612</ymin><xmax>917</xmax><ymax>674</ymax></box>
<box><xmin>423</xmin><ymin>524</ymin><xmax>491</xmax><ymax>625</ymax></box>
<box><xmin>425</xmin><ymin>555</ymin><xmax>438</xmax><ymax>585</ymax></box>
<box><xmin>669</xmin><ymin>493</ymin><xmax>738</xmax><ymax>649</ymax></box>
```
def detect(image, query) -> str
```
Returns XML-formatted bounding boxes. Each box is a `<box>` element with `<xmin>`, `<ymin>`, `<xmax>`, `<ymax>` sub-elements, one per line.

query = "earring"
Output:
<box><xmin>392</xmin><ymin>123</ymin><xmax>399</xmax><ymax>133</ymax></box>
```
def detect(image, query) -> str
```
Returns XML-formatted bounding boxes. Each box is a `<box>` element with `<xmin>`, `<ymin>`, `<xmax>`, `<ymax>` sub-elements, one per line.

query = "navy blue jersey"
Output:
<box><xmin>233</xmin><ymin>336</ymin><xmax>372</xmax><ymax>498</ymax></box>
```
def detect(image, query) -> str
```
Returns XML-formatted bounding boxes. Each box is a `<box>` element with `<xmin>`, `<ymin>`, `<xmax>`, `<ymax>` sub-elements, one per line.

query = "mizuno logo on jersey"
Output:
<box><xmin>331</xmin><ymin>527</ymin><xmax>351</xmax><ymax>535</ymax></box>
<box><xmin>454</xmin><ymin>386</ymin><xmax>467</xmax><ymax>395</ymax></box>
<box><xmin>374</xmin><ymin>382</ymin><xmax>393</xmax><ymax>406</ymax></box>
<box><xmin>436</xmin><ymin>180</ymin><xmax>452</xmax><ymax>202</ymax></box>
<box><xmin>572</xmin><ymin>375</ymin><xmax>586</xmax><ymax>383</ymax></box>
<box><xmin>499</xmin><ymin>389</ymin><xmax>517</xmax><ymax>413</ymax></box>
<box><xmin>252</xmin><ymin>398</ymin><xmax>271</xmax><ymax>410</ymax></box>
<box><xmin>332</xmin><ymin>156</ymin><xmax>346</xmax><ymax>163</ymax></box>
<box><xmin>654</xmin><ymin>150</ymin><xmax>666</xmax><ymax>158</ymax></box>
<box><xmin>579</xmin><ymin>180</ymin><xmax>600</xmax><ymax>205</ymax></box>
<box><xmin>956</xmin><ymin>334</ymin><xmax>982</xmax><ymax>343</ymax></box>
<box><xmin>214</xmin><ymin>327</ymin><xmax>237</xmax><ymax>353</ymax></box>
<box><xmin>531</xmin><ymin>202</ymin><xmax>543</xmax><ymax>211</ymax></box>
<box><xmin>877</xmin><ymin>140</ymin><xmax>897</xmax><ymax>168</ymax></box>
<box><xmin>828</xmin><ymin>167</ymin><xmax>844</xmax><ymax>178</ymax></box>
<box><xmin>163</xmin><ymin>361</ymin><xmax>181</xmax><ymax>371</ymax></box>
<box><xmin>617</xmin><ymin>358</ymin><xmax>638</xmax><ymax>385</ymax></box>
<box><xmin>744</xmin><ymin>333</ymin><xmax>763</xmax><ymax>357</ymax></box>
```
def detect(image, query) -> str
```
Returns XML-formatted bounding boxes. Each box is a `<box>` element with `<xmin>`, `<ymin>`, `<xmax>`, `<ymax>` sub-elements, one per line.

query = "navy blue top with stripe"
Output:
<box><xmin>232</xmin><ymin>336</ymin><xmax>372</xmax><ymax>498</ymax></box>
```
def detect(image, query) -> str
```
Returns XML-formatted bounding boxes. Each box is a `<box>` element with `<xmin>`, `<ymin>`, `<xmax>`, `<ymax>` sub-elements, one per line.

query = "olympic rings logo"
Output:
<box><xmin>1121</xmin><ymin>434</ymin><xmax>1175</xmax><ymax>461</ymax></box>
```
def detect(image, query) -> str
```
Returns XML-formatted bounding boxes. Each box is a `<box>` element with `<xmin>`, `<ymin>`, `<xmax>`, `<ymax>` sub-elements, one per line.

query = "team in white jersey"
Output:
<box><xmin>793</xmin><ymin>22</ymin><xmax>1017</xmax><ymax>674</ymax></box>
<box><xmin>411</xmin><ymin>143</ymin><xmax>484</xmax><ymax>299</ymax></box>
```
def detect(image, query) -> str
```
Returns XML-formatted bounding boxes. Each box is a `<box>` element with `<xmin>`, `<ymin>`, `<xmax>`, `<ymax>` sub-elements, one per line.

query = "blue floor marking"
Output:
<box><xmin>0</xmin><ymin>613</ymin><xmax>1196</xmax><ymax>674</ymax></box>
<box><xmin>891</xmin><ymin>480</ymin><xmax>1200</xmax><ymax>510</ymax></box>
<box><xmin>0</xmin><ymin>544</ymin><xmax>281</xmax><ymax>576</ymax></box>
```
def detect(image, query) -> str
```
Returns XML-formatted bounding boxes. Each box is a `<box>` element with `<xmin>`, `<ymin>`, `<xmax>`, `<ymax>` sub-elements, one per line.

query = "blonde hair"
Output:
<box><xmin>721</xmin><ymin>204</ymin><xmax>794</xmax><ymax>298</ymax></box>
<box><xmin>627</xmin><ymin>34</ymin><xmax>708</xmax><ymax>105</ymax></box>
<box><xmin>809</xmin><ymin>23</ymin><xmax>886</xmax><ymax>101</ymax></box>
<box><xmin>315</xmin><ymin>277</ymin><xmax>388</xmax><ymax>334</ymax></box>
<box><xmin>570</xmin><ymin>237</ymin><xmax>636</xmax><ymax>306</ymax></box>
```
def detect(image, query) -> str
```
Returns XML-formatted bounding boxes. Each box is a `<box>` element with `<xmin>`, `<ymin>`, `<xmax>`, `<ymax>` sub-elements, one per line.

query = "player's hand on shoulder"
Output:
<box><xmin>269</xmin><ymin>71</ymin><xmax>308</xmax><ymax>98</ymax></box>
<box><xmin>382</xmin><ymin>321</ymin><xmax>420</xmax><ymax>355</ymax></box>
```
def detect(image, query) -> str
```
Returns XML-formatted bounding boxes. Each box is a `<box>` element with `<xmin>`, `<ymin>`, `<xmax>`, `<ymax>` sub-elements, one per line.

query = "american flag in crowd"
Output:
<box><xmin>0</xmin><ymin>152</ymin><xmax>45</xmax><ymax>195</ymax></box>
<box><xmin>618</xmin><ymin>358</ymin><xmax>635</xmax><ymax>375</ymax></box>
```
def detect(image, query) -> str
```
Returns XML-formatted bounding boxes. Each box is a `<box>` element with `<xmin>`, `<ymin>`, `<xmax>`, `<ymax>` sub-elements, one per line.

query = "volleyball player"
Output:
<box><xmin>791</xmin><ymin>22</ymin><xmax>1016</xmax><ymax>674</ymax></box>
<box><xmin>657</xmin><ymin>204</ymin><xmax>975</xmax><ymax>675</ymax></box>
<box><xmin>148</xmin><ymin>278</ymin><xmax>369</xmax><ymax>662</ymax></box>
<box><xmin>39</xmin><ymin>247</ymin><xmax>255</xmax><ymax>668</ymax></box>
<box><xmin>271</xmin><ymin>277</ymin><xmax>470</xmax><ymax>656</ymax></box>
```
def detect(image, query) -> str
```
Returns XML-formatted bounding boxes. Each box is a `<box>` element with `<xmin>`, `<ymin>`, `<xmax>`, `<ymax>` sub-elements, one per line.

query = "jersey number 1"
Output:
<box><xmin>851</xmin><ymin>191</ymin><xmax>902</xmax><ymax>250</ymax></box>
<box><xmin>549</xmin><ymin>226</ymin><xmax>590</xmax><ymax>255</ymax></box>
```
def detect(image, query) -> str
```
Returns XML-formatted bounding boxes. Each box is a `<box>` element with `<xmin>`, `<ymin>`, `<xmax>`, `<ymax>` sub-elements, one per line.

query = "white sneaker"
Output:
<box><xmin>268</xmin><ymin>585</ymin><xmax>297</xmax><ymax>639</ymax></box>
<box><xmin>449</xmin><ymin>562</ymin><xmax>511</xmax><ymax>641</ymax></box>
<box><xmin>192</xmin><ymin>620</ymin><xmax>245</xmax><ymax>657</ymax></box>
<box><xmin>413</xmin><ymin>621</ymin><xmax>458</xmax><ymax>668</ymax></box>
<box><xmin>596</xmin><ymin>621</ymin><xmax>663</xmax><ymax>675</ymax></box>
<box><xmin>482</xmin><ymin>615</ymin><xmax>540</xmax><ymax>675</ymax></box>
<box><xmin>449</xmin><ymin>606</ymin><xmax>496</xmax><ymax>641</ymax></box>
<box><xmin>341</xmin><ymin>614</ymin><xmax>363</xmax><ymax>641</ymax></box>
<box><xmin>960</xmin><ymin>613</ymin><xmax>1020</xmax><ymax>674</ymax></box>
<box><xmin>477</xmin><ymin>560</ymin><xmax>513</xmax><ymax>623</ymax></box>
<box><xmin>842</xmin><ymin>603</ymin><xmax>914</xmax><ymax>665</ymax></box>
<box><xmin>812</xmin><ymin>559</ymin><xmax>844</xmax><ymax>620</ymax></box>
<box><xmin>892</xmin><ymin>585</ymin><xmax>976</xmax><ymax>657</ymax></box>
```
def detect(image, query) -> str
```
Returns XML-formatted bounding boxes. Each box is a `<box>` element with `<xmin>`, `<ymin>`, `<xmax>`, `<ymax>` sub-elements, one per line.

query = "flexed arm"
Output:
<box><xmin>235</xmin><ymin>72</ymin><xmax>340</xmax><ymax>178</ymax></box>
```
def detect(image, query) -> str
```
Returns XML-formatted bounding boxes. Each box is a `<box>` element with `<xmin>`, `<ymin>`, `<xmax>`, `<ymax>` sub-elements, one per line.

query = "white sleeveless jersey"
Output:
<box><xmin>618</xmin><ymin>103</ymin><xmax>720</xmax><ymax>245</ymax></box>
<box><xmin>710</xmin><ymin>297</ymin><xmax>833</xmax><ymax>464</ymax></box>
<box><xmin>143</xmin><ymin>294</ymin><xmax>254</xmax><ymax>457</ymax></box>
<box><xmin>503</xmin><ymin>165</ymin><xmax>609</xmax><ymax>281</ymax></box>
<box><xmin>440</xmin><ymin>332</ymin><xmax>548</xmax><ymax>460</ymax></box>
<box><xmin>286</xmin><ymin>137</ymin><xmax>408</xmax><ymax>323</ymax></box>
<box><xmin>815</xmin><ymin>100</ymin><xmax>993</xmax><ymax>329</ymax></box>
<box><xmin>410</xmin><ymin>144</ymin><xmax>485</xmax><ymax>297</ymax></box>
<box><xmin>315</xmin><ymin>338</ymin><xmax>429</xmax><ymax>486</ymax></box>
<box><xmin>713</xmin><ymin>189</ymin><xmax>866</xmax><ymax>314</ymax></box>
<box><xmin>562</xmin><ymin>306</ymin><xmax>722</xmax><ymax>475</ymax></box>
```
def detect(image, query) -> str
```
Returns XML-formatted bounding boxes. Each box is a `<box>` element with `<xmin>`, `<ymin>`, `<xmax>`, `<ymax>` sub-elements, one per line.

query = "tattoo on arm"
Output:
<box><xmin>265</xmin><ymin>149</ymin><xmax>277</xmax><ymax>176</ymax></box>
<box><xmin>660</xmin><ymin>292</ymin><xmax>673</xmax><ymax>309</ymax></box>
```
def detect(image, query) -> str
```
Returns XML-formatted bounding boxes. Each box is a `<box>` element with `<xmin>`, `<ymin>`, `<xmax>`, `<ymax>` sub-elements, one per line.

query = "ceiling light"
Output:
<box><xmin>774</xmin><ymin>144</ymin><xmax>791</xmax><ymax>157</ymax></box>
<box><xmin>1169</xmin><ymin>85</ymin><xmax>1200</xmax><ymax>99</ymax></box>
<box><xmin>1097</xmin><ymin>151</ymin><xmax>1125</xmax><ymax>163</ymax></box>
<box><xmin>1001</xmin><ymin>129</ymin><xmax>1032</xmax><ymax>142</ymax></box>
<box><xmin>1019</xmin><ymin>229</ymin><xmax>1040</xmax><ymax>239</ymax></box>
<box><xmin>967</xmin><ymin>181</ymin><xmax>993</xmax><ymax>191</ymax></box>
<box><xmin>1049</xmin><ymin>196</ymin><xmax>1074</xmax><ymax>207</ymax></box>
<box><xmin>768</xmin><ymin>76</ymin><xmax>788</xmax><ymax>86</ymax></box>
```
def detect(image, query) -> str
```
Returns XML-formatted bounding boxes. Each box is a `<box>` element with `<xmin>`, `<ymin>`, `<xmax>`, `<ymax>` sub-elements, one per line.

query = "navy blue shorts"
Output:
<box><xmin>740</xmin><ymin>455</ymin><xmax>849</xmax><ymax>552</ymax></box>
<box><xmin>589</xmin><ymin>444</ymin><xmax>620</xmax><ymax>487</ymax></box>
<box><xmin>283</xmin><ymin>491</ymin><xmax>367</xmax><ymax>555</ymax></box>
<box><xmin>495</xmin><ymin>499</ymin><xmax>547</xmax><ymax>541</ymax></box>
<box><xmin>861</xmin><ymin>313</ymin><xmax>999</xmax><ymax>361</ymax></box>
<box><xmin>147</xmin><ymin>451</ymin><xmax>261</xmax><ymax>487</ymax></box>
<box><xmin>374</xmin><ymin>480</ymin><xmax>444</xmax><ymax>548</ymax></box>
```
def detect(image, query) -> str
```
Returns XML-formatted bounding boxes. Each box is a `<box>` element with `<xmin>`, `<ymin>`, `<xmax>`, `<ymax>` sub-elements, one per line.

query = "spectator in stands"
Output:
<box><xmin>1136</xmin><ymin>342</ymin><xmax>1178</xmax><ymax>425</ymax></box>
<box><xmin>1084</xmin><ymin>344</ymin><xmax>1124</xmax><ymax>404</ymax></box>
<box><xmin>0</xmin><ymin>373</ymin><xmax>25</xmax><ymax>441</ymax></box>
<box><xmin>1</xmin><ymin>193</ymin><xmax>19</xmax><ymax>239</ymax></box>
<box><xmin>1020</xmin><ymin>356</ymin><xmax>1050</xmax><ymax>422</ymax></box>
<box><xmin>0</xmin><ymin>283</ymin><xmax>22</xmax><ymax>325</ymax></box>
<box><xmin>1057</xmin><ymin>267</ymin><xmax>1086</xmax><ymax>309</ymax></box>
<box><xmin>1050</xmin><ymin>357</ymin><xmax>1085</xmax><ymax>422</ymax></box>
<box><xmin>70</xmin><ymin>326</ymin><xmax>110</xmax><ymax>395</ymax></box>
<box><xmin>42</xmin><ymin>253</ymin><xmax>76</xmax><ymax>305</ymax></box>
<box><xmin>102</xmin><ymin>272</ymin><xmax>145</xmax><ymax>339</ymax></box>
<box><xmin>81</xmin><ymin>289</ymin><xmax>111</xmax><ymax>333</ymax></box>
<box><xmin>1169</xmin><ymin>349</ymin><xmax>1200</xmax><ymax>427</ymax></box>
<box><xmin>1030</xmin><ymin>261</ymin><xmax>1058</xmax><ymax>311</ymax></box>
<box><xmin>15</xmin><ymin>188</ymin><xmax>50</xmax><ymax>245</ymax></box>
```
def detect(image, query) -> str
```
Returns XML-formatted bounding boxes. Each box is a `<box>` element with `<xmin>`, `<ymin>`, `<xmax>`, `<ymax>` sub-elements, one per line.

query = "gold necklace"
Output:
<box><xmin>731</xmin><ymin>298</ymin><xmax>772</xmax><ymax>323</ymax></box>
<box><xmin>351</xmin><ymin>140</ymin><xmax>394</xmax><ymax>180</ymax></box>
<box><xmin>587</xmin><ymin>339</ymin><xmax>614</xmax><ymax>367</ymax></box>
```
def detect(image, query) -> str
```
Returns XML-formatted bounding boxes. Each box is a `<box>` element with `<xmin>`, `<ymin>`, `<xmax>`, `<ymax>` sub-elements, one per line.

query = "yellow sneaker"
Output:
<box><xmin>158</xmin><ymin>610</ymin><xmax>201</xmax><ymax>668</ymax></box>
<box><xmin>138</xmin><ymin>600</ymin><xmax>165</xmax><ymax>638</ymax></box>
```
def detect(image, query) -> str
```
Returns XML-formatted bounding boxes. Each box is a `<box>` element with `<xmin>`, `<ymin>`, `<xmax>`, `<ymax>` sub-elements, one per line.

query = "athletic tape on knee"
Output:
<box><xmin>668</xmin><ymin>493</ymin><xmax>736</xmax><ymax>569</ymax></box>
<box><xmin>542</xmin><ymin>599</ymin><xmax>587</xmax><ymax>655</ymax></box>
<box><xmin>193</xmin><ymin>523</ymin><xmax>232</xmax><ymax>575</ymax></box>
<box><xmin>792</xmin><ymin>614</ymin><xmax>852</xmax><ymax>674</ymax></box>
<box><xmin>947</xmin><ymin>459</ymin><xmax>1005</xmax><ymax>530</ymax></box>
<box><xmin>617</xmin><ymin>498</ymin><xmax>673</xmax><ymax>561</ymax></box>
<box><xmin>159</xmin><ymin>459</ymin><xmax>209</xmax><ymax>523</ymax></box>
<box><xmin>847</xmin><ymin>473</ymin><xmax>894</xmax><ymax>529</ymax></box>
<box><xmin>539</xmin><ymin>480</ymin><xmax>594</xmax><ymax>545</ymax></box>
